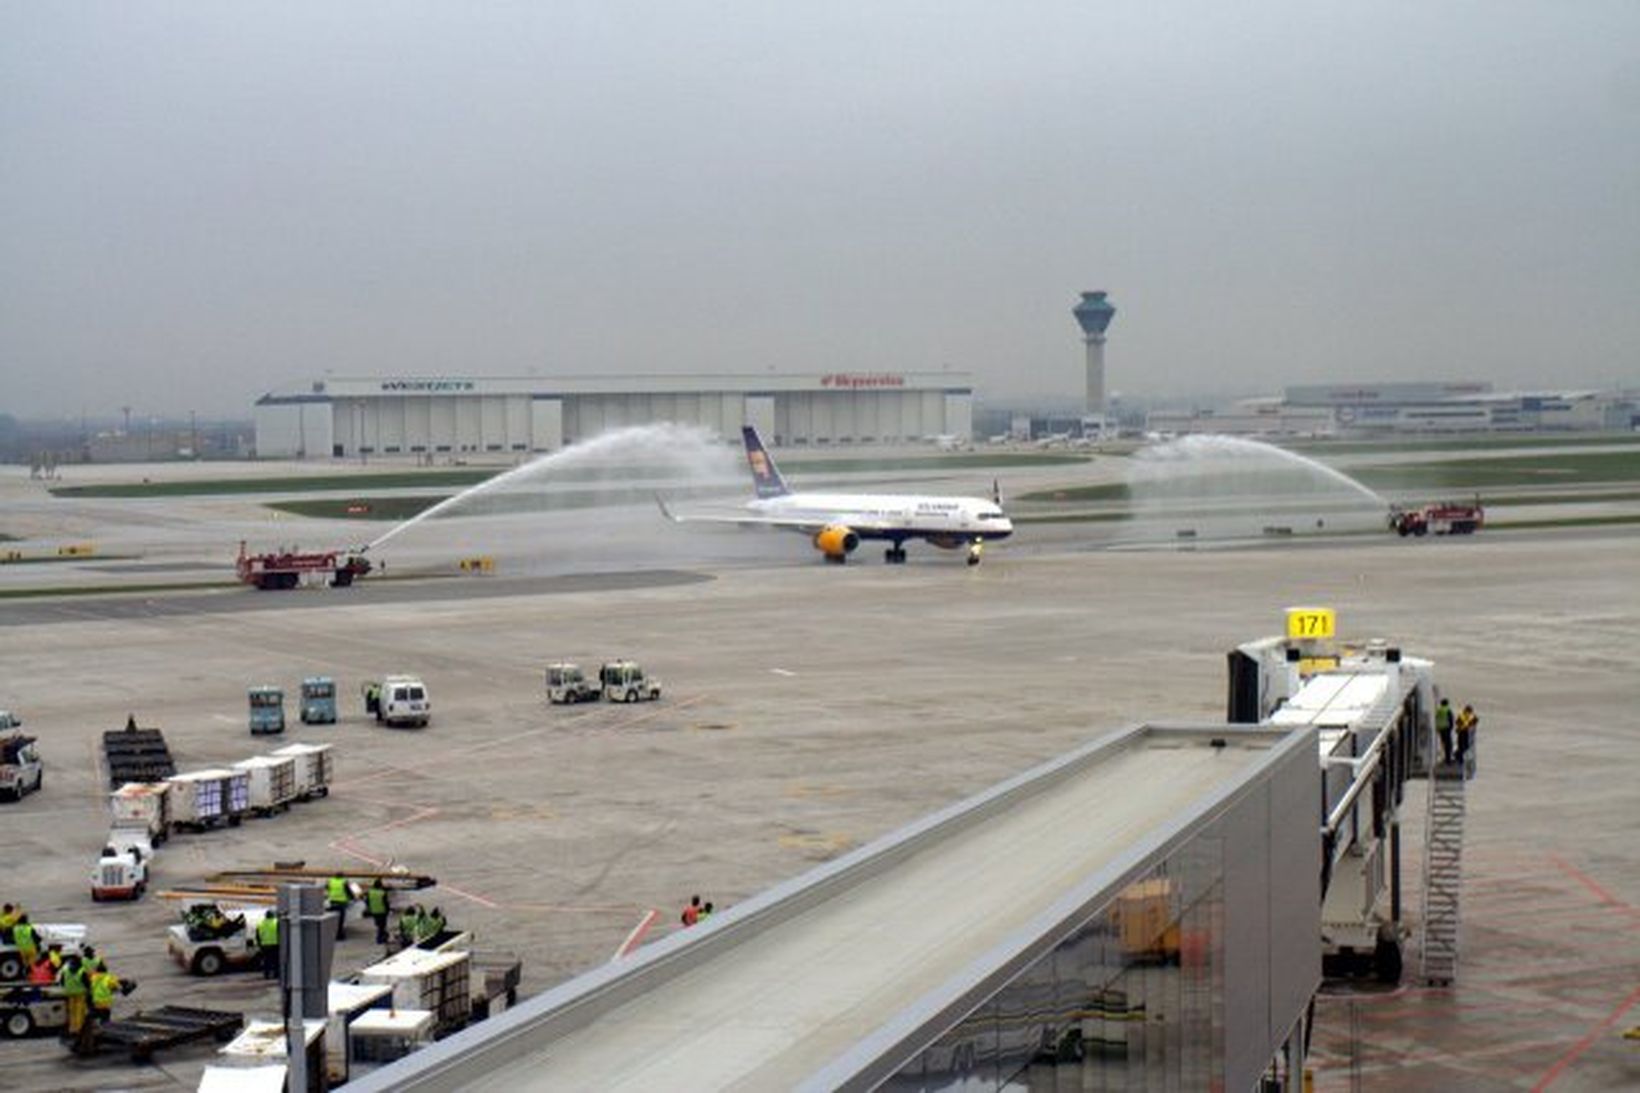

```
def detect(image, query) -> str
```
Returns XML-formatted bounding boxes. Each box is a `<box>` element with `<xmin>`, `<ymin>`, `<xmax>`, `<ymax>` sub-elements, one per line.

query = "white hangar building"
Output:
<box><xmin>253</xmin><ymin>372</ymin><xmax>975</xmax><ymax>459</ymax></box>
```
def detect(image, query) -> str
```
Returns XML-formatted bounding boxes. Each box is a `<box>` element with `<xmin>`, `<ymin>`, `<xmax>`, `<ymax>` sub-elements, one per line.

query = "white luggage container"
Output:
<box><xmin>232</xmin><ymin>755</ymin><xmax>298</xmax><ymax>816</ymax></box>
<box><xmin>270</xmin><ymin>743</ymin><xmax>334</xmax><ymax>800</ymax></box>
<box><xmin>167</xmin><ymin>769</ymin><xmax>250</xmax><ymax>830</ymax></box>
<box><xmin>357</xmin><ymin>947</ymin><xmax>471</xmax><ymax>1038</ymax></box>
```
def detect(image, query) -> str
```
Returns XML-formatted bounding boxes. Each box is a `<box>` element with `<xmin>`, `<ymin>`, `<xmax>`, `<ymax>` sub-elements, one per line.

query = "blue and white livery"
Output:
<box><xmin>659</xmin><ymin>427</ymin><xmax>1014</xmax><ymax>566</ymax></box>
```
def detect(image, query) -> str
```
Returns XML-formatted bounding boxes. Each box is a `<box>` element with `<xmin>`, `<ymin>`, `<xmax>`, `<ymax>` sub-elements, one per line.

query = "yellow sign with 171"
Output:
<box><xmin>1286</xmin><ymin>606</ymin><xmax>1336</xmax><ymax>641</ymax></box>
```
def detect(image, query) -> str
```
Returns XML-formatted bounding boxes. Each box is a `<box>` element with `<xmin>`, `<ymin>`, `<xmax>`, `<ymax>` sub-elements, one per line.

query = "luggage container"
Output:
<box><xmin>347</xmin><ymin>1007</ymin><xmax>434</xmax><ymax>1066</ymax></box>
<box><xmin>357</xmin><ymin>947</ymin><xmax>470</xmax><ymax>1039</ymax></box>
<box><xmin>217</xmin><ymin>1018</ymin><xmax>326</xmax><ymax>1092</ymax></box>
<box><xmin>327</xmin><ymin>980</ymin><xmax>393</xmax><ymax>1083</ymax></box>
<box><xmin>167</xmin><ymin>770</ymin><xmax>250</xmax><ymax>831</ymax></box>
<box><xmin>109</xmin><ymin>781</ymin><xmax>172</xmax><ymax>844</ymax></box>
<box><xmin>232</xmin><ymin>756</ymin><xmax>298</xmax><ymax>816</ymax></box>
<box><xmin>269</xmin><ymin>743</ymin><xmax>334</xmax><ymax>801</ymax></box>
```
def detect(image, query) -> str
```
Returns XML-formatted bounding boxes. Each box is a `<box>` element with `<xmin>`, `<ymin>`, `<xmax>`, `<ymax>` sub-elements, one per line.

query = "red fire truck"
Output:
<box><xmin>235</xmin><ymin>541</ymin><xmax>373</xmax><ymax>590</ymax></box>
<box><xmin>1388</xmin><ymin>499</ymin><xmax>1484</xmax><ymax>537</ymax></box>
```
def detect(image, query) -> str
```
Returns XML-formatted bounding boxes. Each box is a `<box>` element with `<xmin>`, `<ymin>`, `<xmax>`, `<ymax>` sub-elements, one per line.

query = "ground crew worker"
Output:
<box><xmin>81</xmin><ymin>945</ymin><xmax>106</xmax><ymax>974</ymax></box>
<box><xmin>680</xmin><ymin>895</ymin><xmax>701</xmax><ymax>927</ymax></box>
<box><xmin>700</xmin><ymin>901</ymin><xmax>714</xmax><ymax>922</ymax></box>
<box><xmin>418</xmin><ymin>906</ymin><xmax>446</xmax><ymax>944</ymax></box>
<box><xmin>1434</xmin><ymin>697</ymin><xmax>1454</xmax><ymax>763</ymax></box>
<box><xmin>47</xmin><ymin>943</ymin><xmax>64</xmax><ymax>973</ymax></box>
<box><xmin>58</xmin><ymin>955</ymin><xmax>88</xmax><ymax>1036</ymax></box>
<box><xmin>12</xmin><ymin>914</ymin><xmax>37</xmax><ymax>969</ymax></box>
<box><xmin>89</xmin><ymin>967</ymin><xmax>122</xmax><ymax>1025</ymax></box>
<box><xmin>1456</xmin><ymin>703</ymin><xmax>1479</xmax><ymax>761</ymax></box>
<box><xmin>0</xmin><ymin>902</ymin><xmax>20</xmax><ymax>943</ymax></box>
<box><xmin>397</xmin><ymin>904</ymin><xmax>420</xmax><ymax>949</ymax></box>
<box><xmin>365</xmin><ymin>879</ymin><xmax>392</xmax><ymax>945</ymax></box>
<box><xmin>28</xmin><ymin>952</ymin><xmax>55</xmax><ymax>984</ymax></box>
<box><xmin>326</xmin><ymin>873</ymin><xmax>352</xmax><ymax>940</ymax></box>
<box><xmin>257</xmin><ymin>911</ymin><xmax>281</xmax><ymax>980</ymax></box>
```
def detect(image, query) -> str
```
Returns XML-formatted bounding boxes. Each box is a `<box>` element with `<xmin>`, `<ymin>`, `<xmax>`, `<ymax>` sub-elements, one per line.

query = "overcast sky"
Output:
<box><xmin>3</xmin><ymin>2</ymin><xmax>1637</xmax><ymax>418</ymax></box>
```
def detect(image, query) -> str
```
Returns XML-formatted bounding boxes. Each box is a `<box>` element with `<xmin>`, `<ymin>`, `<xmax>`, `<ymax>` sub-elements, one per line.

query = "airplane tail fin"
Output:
<box><xmin>741</xmin><ymin>426</ymin><xmax>790</xmax><ymax>499</ymax></box>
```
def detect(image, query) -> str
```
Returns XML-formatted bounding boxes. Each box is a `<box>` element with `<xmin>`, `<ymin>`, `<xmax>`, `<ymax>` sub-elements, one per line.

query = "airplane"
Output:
<box><xmin>657</xmin><ymin>426</ymin><xmax>1014</xmax><ymax>566</ymax></box>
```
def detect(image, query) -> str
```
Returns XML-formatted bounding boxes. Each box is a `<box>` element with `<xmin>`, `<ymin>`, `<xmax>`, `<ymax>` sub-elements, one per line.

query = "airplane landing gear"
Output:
<box><xmin>966</xmin><ymin>541</ymin><xmax>984</xmax><ymax>566</ymax></box>
<box><xmin>885</xmin><ymin>546</ymin><xmax>907</xmax><ymax>564</ymax></box>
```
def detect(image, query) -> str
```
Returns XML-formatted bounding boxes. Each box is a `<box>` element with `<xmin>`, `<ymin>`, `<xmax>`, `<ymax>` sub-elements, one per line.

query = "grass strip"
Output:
<box><xmin>49</xmin><ymin>452</ymin><xmax>1090</xmax><ymax>499</ymax></box>
<box><xmin>1351</xmin><ymin>451</ymin><xmax>1640</xmax><ymax>491</ymax></box>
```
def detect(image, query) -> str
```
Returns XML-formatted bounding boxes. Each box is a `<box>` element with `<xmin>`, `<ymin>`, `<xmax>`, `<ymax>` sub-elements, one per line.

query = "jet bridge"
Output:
<box><xmin>1229</xmin><ymin>607</ymin><xmax>1448</xmax><ymax>982</ymax></box>
<box><xmin>350</xmin><ymin>723</ymin><xmax>1320</xmax><ymax>1092</ymax></box>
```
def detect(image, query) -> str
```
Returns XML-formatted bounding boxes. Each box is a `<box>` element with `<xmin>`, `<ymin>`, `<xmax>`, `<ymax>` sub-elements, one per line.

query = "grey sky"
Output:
<box><xmin>3</xmin><ymin>2</ymin><xmax>1637</xmax><ymax>418</ymax></box>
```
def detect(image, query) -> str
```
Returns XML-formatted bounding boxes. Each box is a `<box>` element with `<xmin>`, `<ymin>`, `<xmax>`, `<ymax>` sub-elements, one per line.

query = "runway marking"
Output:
<box><xmin>613</xmin><ymin>909</ymin><xmax>660</xmax><ymax>960</ymax></box>
<box><xmin>211</xmin><ymin>714</ymin><xmax>238</xmax><ymax>724</ymax></box>
<box><xmin>769</xmin><ymin>667</ymin><xmax>796</xmax><ymax>676</ymax></box>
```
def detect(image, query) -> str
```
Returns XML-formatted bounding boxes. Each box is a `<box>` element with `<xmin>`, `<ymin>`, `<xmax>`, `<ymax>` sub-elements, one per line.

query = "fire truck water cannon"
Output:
<box><xmin>236</xmin><ymin>541</ymin><xmax>374</xmax><ymax>590</ymax></box>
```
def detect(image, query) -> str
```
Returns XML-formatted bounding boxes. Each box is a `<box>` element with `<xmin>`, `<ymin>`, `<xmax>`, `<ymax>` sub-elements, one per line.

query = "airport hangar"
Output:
<box><xmin>252</xmin><ymin>371</ymin><xmax>975</xmax><ymax>459</ymax></box>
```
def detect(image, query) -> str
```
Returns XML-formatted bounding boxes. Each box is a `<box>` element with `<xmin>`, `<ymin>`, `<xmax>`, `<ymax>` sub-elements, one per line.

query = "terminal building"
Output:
<box><xmin>1147</xmin><ymin>381</ymin><xmax>1634</xmax><ymax>438</ymax></box>
<box><xmin>253</xmin><ymin>372</ymin><xmax>975</xmax><ymax>459</ymax></box>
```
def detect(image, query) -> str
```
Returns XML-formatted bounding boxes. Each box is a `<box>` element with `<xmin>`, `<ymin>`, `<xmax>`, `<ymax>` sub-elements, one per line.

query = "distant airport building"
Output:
<box><xmin>1147</xmin><ymin>381</ymin><xmax>1630</xmax><ymax>437</ymax></box>
<box><xmin>253</xmin><ymin>372</ymin><xmax>974</xmax><ymax>459</ymax></box>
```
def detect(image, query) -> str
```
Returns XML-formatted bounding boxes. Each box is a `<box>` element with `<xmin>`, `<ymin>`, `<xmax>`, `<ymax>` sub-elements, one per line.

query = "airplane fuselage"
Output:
<box><xmin>748</xmin><ymin>492</ymin><xmax>1014</xmax><ymax>543</ymax></box>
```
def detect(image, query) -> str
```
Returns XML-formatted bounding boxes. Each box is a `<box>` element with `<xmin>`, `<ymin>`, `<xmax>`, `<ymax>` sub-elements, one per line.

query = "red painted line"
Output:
<box><xmin>613</xmin><ymin>909</ymin><xmax>660</xmax><ymax>960</ymax></box>
<box><xmin>1548</xmin><ymin>854</ymin><xmax>1640</xmax><ymax>924</ymax></box>
<box><xmin>1530</xmin><ymin>980</ymin><xmax>1640</xmax><ymax>1092</ymax></box>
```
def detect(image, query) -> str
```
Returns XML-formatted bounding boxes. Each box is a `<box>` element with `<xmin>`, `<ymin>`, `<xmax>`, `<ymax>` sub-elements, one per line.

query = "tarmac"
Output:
<box><xmin>1</xmin><ymin>453</ymin><xmax>1638</xmax><ymax>1090</ymax></box>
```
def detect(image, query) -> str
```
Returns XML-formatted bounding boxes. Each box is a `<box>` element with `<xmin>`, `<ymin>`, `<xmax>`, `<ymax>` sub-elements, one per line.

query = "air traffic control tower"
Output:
<box><xmin>1073</xmin><ymin>290</ymin><xmax>1117</xmax><ymax>433</ymax></box>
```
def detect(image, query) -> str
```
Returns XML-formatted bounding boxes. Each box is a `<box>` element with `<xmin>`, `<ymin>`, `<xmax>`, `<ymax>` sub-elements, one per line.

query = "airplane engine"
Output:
<box><xmin>812</xmin><ymin>525</ymin><xmax>860</xmax><ymax>560</ymax></box>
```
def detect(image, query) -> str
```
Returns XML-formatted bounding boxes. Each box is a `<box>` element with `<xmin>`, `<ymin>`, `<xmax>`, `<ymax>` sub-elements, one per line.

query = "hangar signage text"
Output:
<box><xmin>380</xmin><ymin>380</ymin><xmax>477</xmax><ymax>393</ymax></box>
<box><xmin>820</xmin><ymin>373</ymin><xmax>905</xmax><ymax>389</ymax></box>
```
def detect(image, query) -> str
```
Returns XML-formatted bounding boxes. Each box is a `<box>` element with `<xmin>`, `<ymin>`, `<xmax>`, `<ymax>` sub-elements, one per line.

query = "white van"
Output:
<box><xmin>381</xmin><ymin>676</ymin><xmax>431</xmax><ymax>728</ymax></box>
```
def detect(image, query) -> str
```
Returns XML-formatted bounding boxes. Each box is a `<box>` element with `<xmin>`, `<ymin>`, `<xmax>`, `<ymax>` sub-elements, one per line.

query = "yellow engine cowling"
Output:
<box><xmin>812</xmin><ymin>525</ymin><xmax>860</xmax><ymax>559</ymax></box>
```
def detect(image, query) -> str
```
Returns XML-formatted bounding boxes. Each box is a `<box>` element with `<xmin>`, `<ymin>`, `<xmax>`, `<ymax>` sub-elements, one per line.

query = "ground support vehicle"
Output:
<box><xmin>0</xmin><ymin>711</ymin><xmax>20</xmax><ymax>730</ymax></box>
<box><xmin>73</xmin><ymin>1005</ymin><xmax>243</xmax><ymax>1061</ymax></box>
<box><xmin>546</xmin><ymin>663</ymin><xmax>600</xmax><ymax>704</ymax></box>
<box><xmin>300</xmin><ymin>676</ymin><xmax>338</xmax><ymax>723</ymax></box>
<box><xmin>372</xmin><ymin>675</ymin><xmax>430</xmax><ymax>727</ymax></box>
<box><xmin>232</xmin><ymin>755</ymin><xmax>298</xmax><ymax>816</ymax></box>
<box><xmin>167</xmin><ymin>905</ymin><xmax>271</xmax><ymax>976</ymax></box>
<box><xmin>236</xmin><ymin>540</ymin><xmax>372</xmax><ymax>590</ymax></box>
<box><xmin>0</xmin><ymin>732</ymin><xmax>42</xmax><ymax>801</ymax></box>
<box><xmin>247</xmin><ymin>686</ymin><xmax>286</xmax><ymax>735</ymax></box>
<box><xmin>0</xmin><ymin>924</ymin><xmax>87</xmax><ymax>982</ymax></box>
<box><xmin>0</xmin><ymin>984</ymin><xmax>66</xmax><ymax>1038</ymax></box>
<box><xmin>102</xmin><ymin>726</ymin><xmax>176</xmax><ymax>788</ymax></box>
<box><xmin>271</xmin><ymin>742</ymin><xmax>334</xmax><ymax>799</ymax></box>
<box><xmin>1389</xmin><ymin>499</ymin><xmax>1484</xmax><ymax>537</ymax></box>
<box><xmin>93</xmin><ymin>828</ymin><xmax>152</xmax><ymax>901</ymax></box>
<box><xmin>599</xmin><ymin>661</ymin><xmax>661</xmax><ymax>703</ymax></box>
